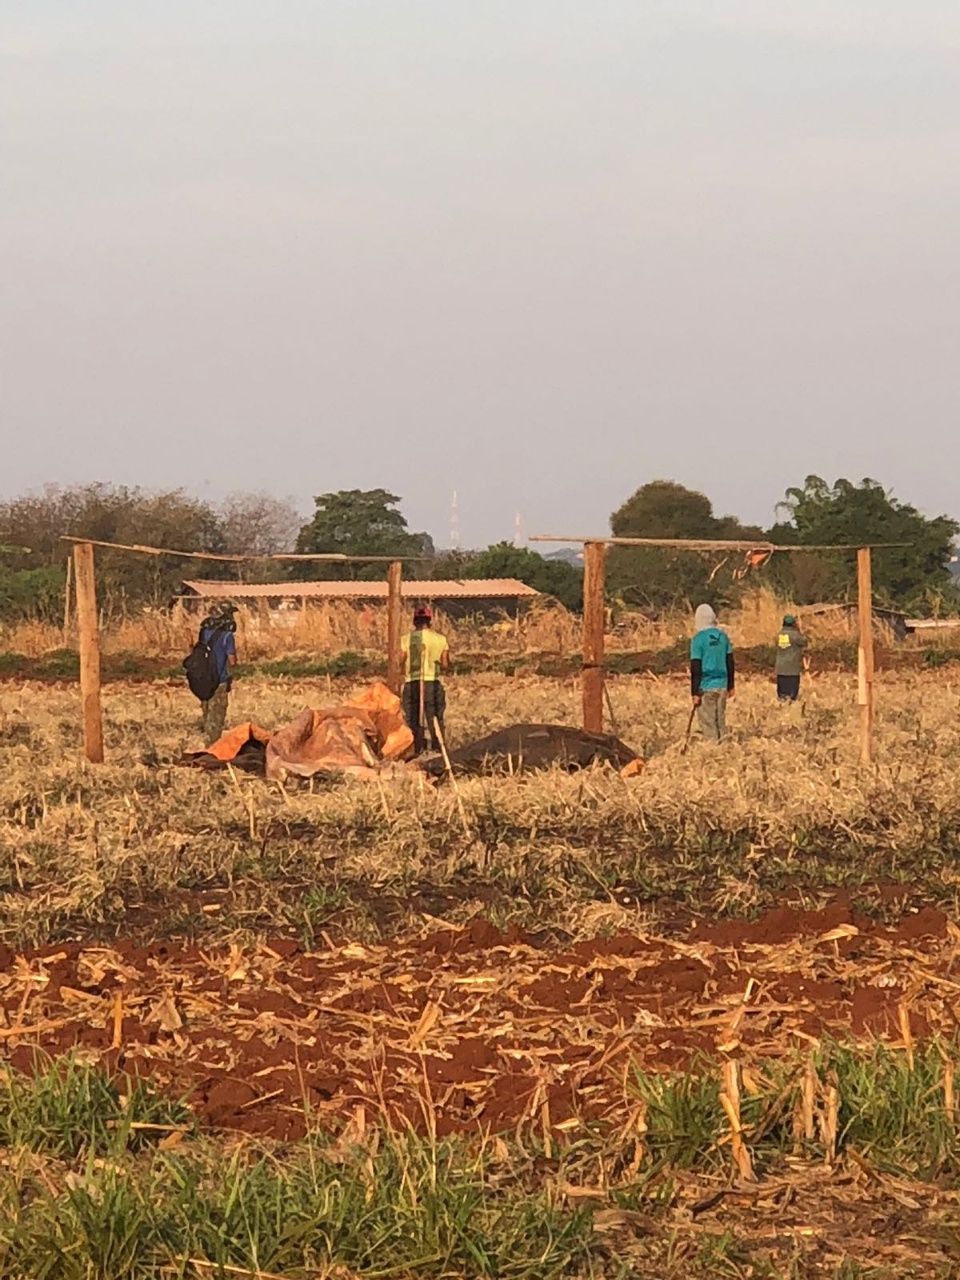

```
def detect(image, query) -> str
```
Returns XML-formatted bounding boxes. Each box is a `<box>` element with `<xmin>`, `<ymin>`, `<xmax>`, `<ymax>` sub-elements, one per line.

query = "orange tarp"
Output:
<box><xmin>342</xmin><ymin>682</ymin><xmax>414</xmax><ymax>763</ymax></box>
<box><xmin>202</xmin><ymin>722</ymin><xmax>272</xmax><ymax>762</ymax></box>
<box><xmin>195</xmin><ymin>681</ymin><xmax>414</xmax><ymax>779</ymax></box>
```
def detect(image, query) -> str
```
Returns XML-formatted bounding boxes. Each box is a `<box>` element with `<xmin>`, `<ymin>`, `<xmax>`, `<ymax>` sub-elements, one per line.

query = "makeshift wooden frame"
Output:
<box><xmin>64</xmin><ymin>530</ymin><xmax>905</xmax><ymax>766</ymax></box>
<box><xmin>531</xmin><ymin>535</ymin><xmax>910</xmax><ymax>763</ymax></box>
<box><xmin>61</xmin><ymin>537</ymin><xmax>418</xmax><ymax>763</ymax></box>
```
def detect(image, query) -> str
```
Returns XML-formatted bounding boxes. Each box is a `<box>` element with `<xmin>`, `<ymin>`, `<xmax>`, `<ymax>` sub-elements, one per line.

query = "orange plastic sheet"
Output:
<box><xmin>190</xmin><ymin>681</ymin><xmax>414</xmax><ymax>779</ymax></box>
<box><xmin>202</xmin><ymin>722</ymin><xmax>272</xmax><ymax>762</ymax></box>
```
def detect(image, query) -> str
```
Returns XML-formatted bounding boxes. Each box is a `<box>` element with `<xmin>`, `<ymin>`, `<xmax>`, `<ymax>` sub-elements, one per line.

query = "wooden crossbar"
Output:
<box><xmin>58</xmin><ymin>535</ymin><xmax>428</xmax><ymax>562</ymax></box>
<box><xmin>530</xmin><ymin>536</ymin><xmax>909</xmax><ymax>551</ymax></box>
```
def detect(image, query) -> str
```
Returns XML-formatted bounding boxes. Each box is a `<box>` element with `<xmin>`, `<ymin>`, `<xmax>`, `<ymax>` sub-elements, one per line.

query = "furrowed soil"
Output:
<box><xmin>1</xmin><ymin>902</ymin><xmax>952</xmax><ymax>1143</ymax></box>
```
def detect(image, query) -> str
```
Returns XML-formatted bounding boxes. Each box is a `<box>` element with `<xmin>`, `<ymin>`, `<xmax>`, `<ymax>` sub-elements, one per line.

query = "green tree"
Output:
<box><xmin>451</xmin><ymin>542</ymin><xmax>583</xmax><ymax>610</ymax></box>
<box><xmin>428</xmin><ymin>549</ymin><xmax>477</xmax><ymax>580</ymax></box>
<box><xmin>0</xmin><ymin>566</ymin><xmax>65</xmax><ymax>622</ymax></box>
<box><xmin>612</xmin><ymin>481</ymin><xmax>718</xmax><ymax>539</ymax></box>
<box><xmin>294</xmin><ymin>489</ymin><xmax>432</xmax><ymax>580</ymax></box>
<box><xmin>769</xmin><ymin>476</ymin><xmax>959</xmax><ymax>613</ymax></box>
<box><xmin>607</xmin><ymin>481</ymin><xmax>764</xmax><ymax>610</ymax></box>
<box><xmin>0</xmin><ymin>484</ymin><xmax>226</xmax><ymax>617</ymax></box>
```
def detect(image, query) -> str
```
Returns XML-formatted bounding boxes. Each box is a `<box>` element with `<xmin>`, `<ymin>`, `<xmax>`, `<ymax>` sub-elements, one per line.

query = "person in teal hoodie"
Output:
<box><xmin>690</xmin><ymin>603</ymin><xmax>734</xmax><ymax>743</ymax></box>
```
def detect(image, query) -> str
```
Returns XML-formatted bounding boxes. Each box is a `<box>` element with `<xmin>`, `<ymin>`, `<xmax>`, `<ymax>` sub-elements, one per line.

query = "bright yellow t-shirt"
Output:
<box><xmin>401</xmin><ymin>629</ymin><xmax>448</xmax><ymax>682</ymax></box>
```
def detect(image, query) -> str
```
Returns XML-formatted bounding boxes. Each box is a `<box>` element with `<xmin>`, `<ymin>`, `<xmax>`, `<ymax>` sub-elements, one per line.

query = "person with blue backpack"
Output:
<box><xmin>690</xmin><ymin>603</ymin><xmax>734</xmax><ymax>743</ymax></box>
<box><xmin>183</xmin><ymin>601</ymin><xmax>239</xmax><ymax>745</ymax></box>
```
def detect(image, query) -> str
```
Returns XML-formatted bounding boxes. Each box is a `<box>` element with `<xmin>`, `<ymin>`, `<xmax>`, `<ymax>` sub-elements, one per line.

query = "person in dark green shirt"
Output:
<box><xmin>775</xmin><ymin>614</ymin><xmax>808</xmax><ymax>701</ymax></box>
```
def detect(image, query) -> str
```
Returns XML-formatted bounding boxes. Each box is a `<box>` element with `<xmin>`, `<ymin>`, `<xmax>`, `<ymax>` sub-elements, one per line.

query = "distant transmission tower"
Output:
<box><xmin>450</xmin><ymin>490</ymin><xmax>461</xmax><ymax>551</ymax></box>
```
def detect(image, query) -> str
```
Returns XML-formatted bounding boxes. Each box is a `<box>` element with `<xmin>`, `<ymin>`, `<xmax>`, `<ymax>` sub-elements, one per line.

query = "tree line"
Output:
<box><xmin>0</xmin><ymin>486</ymin><xmax>302</xmax><ymax>622</ymax></box>
<box><xmin>606</xmin><ymin>477</ymin><xmax>959</xmax><ymax>617</ymax></box>
<box><xmin>0</xmin><ymin>477</ymin><xmax>956</xmax><ymax>623</ymax></box>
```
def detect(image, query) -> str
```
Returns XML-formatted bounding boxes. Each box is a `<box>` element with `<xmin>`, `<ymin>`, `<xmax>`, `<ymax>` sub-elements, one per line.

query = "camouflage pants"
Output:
<box><xmin>201</xmin><ymin>684</ymin><xmax>229</xmax><ymax>747</ymax></box>
<box><xmin>697</xmin><ymin>689</ymin><xmax>727</xmax><ymax>743</ymax></box>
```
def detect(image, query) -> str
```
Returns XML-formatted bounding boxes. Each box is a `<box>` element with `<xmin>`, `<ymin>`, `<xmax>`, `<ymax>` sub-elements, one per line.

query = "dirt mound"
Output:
<box><xmin>419</xmin><ymin>723</ymin><xmax>639</xmax><ymax>777</ymax></box>
<box><xmin>0</xmin><ymin>903</ymin><xmax>952</xmax><ymax>1142</ymax></box>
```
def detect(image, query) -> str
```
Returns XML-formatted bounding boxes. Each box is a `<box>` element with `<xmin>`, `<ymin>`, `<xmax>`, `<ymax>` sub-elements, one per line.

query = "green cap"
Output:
<box><xmin>782</xmin><ymin>613</ymin><xmax>796</xmax><ymax>626</ymax></box>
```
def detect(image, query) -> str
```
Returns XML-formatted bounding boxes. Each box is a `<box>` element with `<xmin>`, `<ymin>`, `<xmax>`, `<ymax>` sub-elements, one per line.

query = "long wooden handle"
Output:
<box><xmin>680</xmin><ymin>703</ymin><xmax>697</xmax><ymax>754</ymax></box>
<box><xmin>603</xmin><ymin>683</ymin><xmax>619</xmax><ymax>734</ymax></box>
<box><xmin>433</xmin><ymin>716</ymin><xmax>469</xmax><ymax>835</ymax></box>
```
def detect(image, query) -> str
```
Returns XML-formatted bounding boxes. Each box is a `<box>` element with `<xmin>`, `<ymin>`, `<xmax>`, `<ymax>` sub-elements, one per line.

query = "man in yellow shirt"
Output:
<box><xmin>400</xmin><ymin>605</ymin><xmax>450</xmax><ymax>754</ymax></box>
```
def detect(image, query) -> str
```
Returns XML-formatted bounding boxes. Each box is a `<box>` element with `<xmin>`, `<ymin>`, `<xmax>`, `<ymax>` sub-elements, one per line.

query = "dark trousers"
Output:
<box><xmin>777</xmin><ymin>674</ymin><xmax>801</xmax><ymax>701</ymax></box>
<box><xmin>402</xmin><ymin>680</ymin><xmax>446</xmax><ymax>754</ymax></box>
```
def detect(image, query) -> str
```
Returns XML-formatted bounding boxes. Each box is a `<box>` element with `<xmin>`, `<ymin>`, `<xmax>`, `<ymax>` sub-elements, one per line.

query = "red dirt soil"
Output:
<box><xmin>0</xmin><ymin>902</ymin><xmax>954</xmax><ymax>1142</ymax></box>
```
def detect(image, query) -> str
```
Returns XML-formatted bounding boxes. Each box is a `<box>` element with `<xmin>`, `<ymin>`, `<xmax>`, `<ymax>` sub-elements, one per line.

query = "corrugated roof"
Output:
<box><xmin>182</xmin><ymin>579</ymin><xmax>541</xmax><ymax>600</ymax></box>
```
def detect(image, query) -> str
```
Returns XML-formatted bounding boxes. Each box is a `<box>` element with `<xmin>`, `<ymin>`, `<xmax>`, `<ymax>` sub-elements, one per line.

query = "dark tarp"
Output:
<box><xmin>418</xmin><ymin>723</ymin><xmax>640</xmax><ymax>778</ymax></box>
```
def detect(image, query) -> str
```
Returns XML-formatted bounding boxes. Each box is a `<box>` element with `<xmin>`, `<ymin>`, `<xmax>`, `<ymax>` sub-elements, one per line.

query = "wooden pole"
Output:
<box><xmin>62</xmin><ymin>553</ymin><xmax>73</xmax><ymax>640</ymax></box>
<box><xmin>582</xmin><ymin>541</ymin><xmax>606</xmax><ymax>733</ymax></box>
<box><xmin>74</xmin><ymin>541</ymin><xmax>104</xmax><ymax>764</ymax></box>
<box><xmin>386</xmin><ymin>560</ymin><xmax>403</xmax><ymax>694</ymax></box>
<box><xmin>857</xmin><ymin>547</ymin><xmax>874</xmax><ymax>764</ymax></box>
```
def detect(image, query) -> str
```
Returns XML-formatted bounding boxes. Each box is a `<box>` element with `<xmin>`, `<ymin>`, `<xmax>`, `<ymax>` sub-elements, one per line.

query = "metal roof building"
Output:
<box><xmin>182</xmin><ymin>578</ymin><xmax>540</xmax><ymax>602</ymax></box>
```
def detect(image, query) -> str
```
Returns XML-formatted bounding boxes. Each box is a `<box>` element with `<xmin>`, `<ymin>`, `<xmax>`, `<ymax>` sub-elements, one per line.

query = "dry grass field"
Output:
<box><xmin>2</xmin><ymin>667</ymin><xmax>960</xmax><ymax>1276</ymax></box>
<box><xmin>4</xmin><ymin>667</ymin><xmax>960</xmax><ymax>945</ymax></box>
<box><xmin>5</xmin><ymin>586</ymin><xmax>949</xmax><ymax>666</ymax></box>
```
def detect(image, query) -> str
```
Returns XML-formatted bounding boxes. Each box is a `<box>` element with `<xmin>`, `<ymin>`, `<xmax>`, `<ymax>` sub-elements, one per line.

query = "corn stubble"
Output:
<box><xmin>1</xmin><ymin>670</ymin><xmax>960</xmax><ymax>1275</ymax></box>
<box><xmin>3</xmin><ymin>669</ymin><xmax>960</xmax><ymax>944</ymax></box>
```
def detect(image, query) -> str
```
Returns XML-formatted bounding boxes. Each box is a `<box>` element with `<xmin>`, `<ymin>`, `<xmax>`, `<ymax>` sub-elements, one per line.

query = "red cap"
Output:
<box><xmin>414</xmin><ymin>605</ymin><xmax>432</xmax><ymax>620</ymax></box>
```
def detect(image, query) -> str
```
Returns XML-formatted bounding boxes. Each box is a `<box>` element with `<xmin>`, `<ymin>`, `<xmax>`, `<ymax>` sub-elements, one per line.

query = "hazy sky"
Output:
<box><xmin>3</xmin><ymin>1</ymin><xmax>958</xmax><ymax>548</ymax></box>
